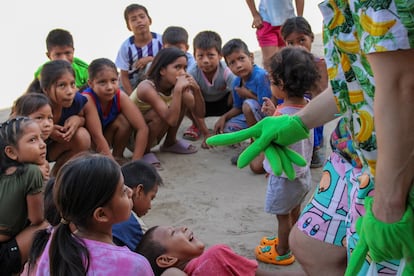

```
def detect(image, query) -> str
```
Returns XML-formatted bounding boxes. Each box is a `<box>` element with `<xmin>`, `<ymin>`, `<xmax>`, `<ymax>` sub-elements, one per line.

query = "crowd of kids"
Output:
<box><xmin>0</xmin><ymin>1</ymin><xmax>349</xmax><ymax>274</ymax></box>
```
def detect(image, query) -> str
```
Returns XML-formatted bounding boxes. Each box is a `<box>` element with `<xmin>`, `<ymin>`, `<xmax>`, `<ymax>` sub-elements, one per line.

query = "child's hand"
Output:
<box><xmin>62</xmin><ymin>115</ymin><xmax>81</xmax><ymax>142</ymax></box>
<box><xmin>50</xmin><ymin>125</ymin><xmax>67</xmax><ymax>142</ymax></box>
<box><xmin>174</xmin><ymin>75</ymin><xmax>191</xmax><ymax>93</ymax></box>
<box><xmin>213</xmin><ymin>116</ymin><xmax>227</xmax><ymax>134</ymax></box>
<box><xmin>234</xmin><ymin>86</ymin><xmax>250</xmax><ymax>99</ymax></box>
<box><xmin>38</xmin><ymin>161</ymin><xmax>50</xmax><ymax>181</ymax></box>
<box><xmin>133</xmin><ymin>56</ymin><xmax>153</xmax><ymax>70</ymax></box>
<box><xmin>261</xmin><ymin>97</ymin><xmax>276</xmax><ymax>116</ymax></box>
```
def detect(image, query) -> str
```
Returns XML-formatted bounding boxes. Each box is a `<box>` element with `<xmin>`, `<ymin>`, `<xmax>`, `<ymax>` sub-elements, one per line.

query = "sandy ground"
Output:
<box><xmin>0</xmin><ymin>34</ymin><xmax>333</xmax><ymax>274</ymax></box>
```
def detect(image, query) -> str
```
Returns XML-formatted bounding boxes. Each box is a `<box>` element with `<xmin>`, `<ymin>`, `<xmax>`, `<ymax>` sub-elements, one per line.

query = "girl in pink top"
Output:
<box><xmin>36</xmin><ymin>154</ymin><xmax>153</xmax><ymax>276</ymax></box>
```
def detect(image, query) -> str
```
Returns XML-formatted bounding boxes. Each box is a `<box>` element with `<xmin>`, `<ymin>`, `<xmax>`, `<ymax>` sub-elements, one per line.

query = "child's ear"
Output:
<box><xmin>46</xmin><ymin>52</ymin><xmax>51</xmax><ymax>59</ymax></box>
<box><xmin>136</xmin><ymin>184</ymin><xmax>145</xmax><ymax>197</ymax></box>
<box><xmin>93</xmin><ymin>207</ymin><xmax>110</xmax><ymax>223</ymax></box>
<box><xmin>4</xmin><ymin>146</ymin><xmax>18</xmax><ymax>161</ymax></box>
<box><xmin>156</xmin><ymin>254</ymin><xmax>178</xmax><ymax>268</ymax></box>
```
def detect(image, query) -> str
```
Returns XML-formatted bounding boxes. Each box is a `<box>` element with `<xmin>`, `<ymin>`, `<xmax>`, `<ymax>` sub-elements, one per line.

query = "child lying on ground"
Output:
<box><xmin>136</xmin><ymin>225</ymin><xmax>305</xmax><ymax>276</ymax></box>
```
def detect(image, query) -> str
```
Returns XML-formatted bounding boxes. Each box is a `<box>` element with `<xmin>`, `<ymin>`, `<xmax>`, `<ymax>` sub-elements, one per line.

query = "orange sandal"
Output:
<box><xmin>255</xmin><ymin>245</ymin><xmax>295</xmax><ymax>265</ymax></box>
<box><xmin>260</xmin><ymin>236</ymin><xmax>279</xmax><ymax>246</ymax></box>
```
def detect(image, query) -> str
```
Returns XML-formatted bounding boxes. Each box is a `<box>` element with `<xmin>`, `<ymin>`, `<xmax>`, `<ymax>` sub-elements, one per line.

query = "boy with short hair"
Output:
<box><xmin>186</xmin><ymin>30</ymin><xmax>236</xmax><ymax>148</ymax></box>
<box><xmin>162</xmin><ymin>26</ymin><xmax>195</xmax><ymax>69</ymax></box>
<box><xmin>115</xmin><ymin>3</ymin><xmax>163</xmax><ymax>95</ymax></box>
<box><xmin>34</xmin><ymin>28</ymin><xmax>88</xmax><ymax>89</ymax></box>
<box><xmin>112</xmin><ymin>160</ymin><xmax>163</xmax><ymax>251</ymax></box>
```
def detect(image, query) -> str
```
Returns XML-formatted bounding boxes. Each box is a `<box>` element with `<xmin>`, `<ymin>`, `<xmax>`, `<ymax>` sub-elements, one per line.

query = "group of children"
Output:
<box><xmin>0</xmin><ymin>2</ymin><xmax>329</xmax><ymax>275</ymax></box>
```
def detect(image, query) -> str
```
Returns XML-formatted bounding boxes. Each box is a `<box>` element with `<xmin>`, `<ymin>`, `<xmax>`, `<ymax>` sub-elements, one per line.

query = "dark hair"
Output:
<box><xmin>12</xmin><ymin>93</ymin><xmax>51</xmax><ymax>117</ymax></box>
<box><xmin>135</xmin><ymin>226</ymin><xmax>167</xmax><ymax>276</ymax></box>
<box><xmin>88</xmin><ymin>58</ymin><xmax>118</xmax><ymax>81</ymax></box>
<box><xmin>0</xmin><ymin>116</ymin><xmax>35</xmax><ymax>174</ymax></box>
<box><xmin>46</xmin><ymin>29</ymin><xmax>74</xmax><ymax>52</ymax></box>
<box><xmin>124</xmin><ymin>4</ymin><xmax>151</xmax><ymax>26</ymax></box>
<box><xmin>147</xmin><ymin>47</ymin><xmax>187</xmax><ymax>87</ymax></box>
<box><xmin>26</xmin><ymin>60</ymin><xmax>75</xmax><ymax>94</ymax></box>
<box><xmin>48</xmin><ymin>154</ymin><xmax>121</xmax><ymax>275</ymax></box>
<box><xmin>162</xmin><ymin>26</ymin><xmax>189</xmax><ymax>45</ymax></box>
<box><xmin>281</xmin><ymin>16</ymin><xmax>314</xmax><ymax>41</ymax></box>
<box><xmin>121</xmin><ymin>160</ymin><xmax>163</xmax><ymax>192</ymax></box>
<box><xmin>269</xmin><ymin>47</ymin><xmax>320</xmax><ymax>98</ymax></box>
<box><xmin>221</xmin><ymin>38</ymin><xmax>251</xmax><ymax>61</ymax></box>
<box><xmin>193</xmin><ymin>30</ymin><xmax>222</xmax><ymax>54</ymax></box>
<box><xmin>27</xmin><ymin>177</ymin><xmax>60</xmax><ymax>274</ymax></box>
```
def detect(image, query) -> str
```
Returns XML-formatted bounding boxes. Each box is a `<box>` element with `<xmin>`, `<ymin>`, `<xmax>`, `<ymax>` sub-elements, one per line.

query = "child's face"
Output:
<box><xmin>269</xmin><ymin>76</ymin><xmax>285</xmax><ymax>100</ymax></box>
<box><xmin>46</xmin><ymin>72</ymin><xmax>77</xmax><ymax>108</ymax></box>
<box><xmin>164</xmin><ymin>43</ymin><xmax>189</xmax><ymax>53</ymax></box>
<box><xmin>160</xmin><ymin>56</ymin><xmax>187</xmax><ymax>85</ymax></box>
<box><xmin>284</xmin><ymin>32</ymin><xmax>313</xmax><ymax>52</ymax></box>
<box><xmin>133</xmin><ymin>184</ymin><xmax>158</xmax><ymax>217</ymax></box>
<box><xmin>154</xmin><ymin>226</ymin><xmax>205</xmax><ymax>261</ymax></box>
<box><xmin>7</xmin><ymin>122</ymin><xmax>46</xmax><ymax>165</ymax></box>
<box><xmin>194</xmin><ymin>47</ymin><xmax>221</xmax><ymax>75</ymax></box>
<box><xmin>47</xmin><ymin>46</ymin><xmax>75</xmax><ymax>64</ymax></box>
<box><xmin>225</xmin><ymin>50</ymin><xmax>254</xmax><ymax>80</ymax></box>
<box><xmin>104</xmin><ymin>175</ymin><xmax>133</xmax><ymax>224</ymax></box>
<box><xmin>127</xmin><ymin>9</ymin><xmax>151</xmax><ymax>34</ymax></box>
<box><xmin>29</xmin><ymin>104</ymin><xmax>53</xmax><ymax>141</ymax></box>
<box><xmin>88</xmin><ymin>66</ymin><xmax>119</xmax><ymax>103</ymax></box>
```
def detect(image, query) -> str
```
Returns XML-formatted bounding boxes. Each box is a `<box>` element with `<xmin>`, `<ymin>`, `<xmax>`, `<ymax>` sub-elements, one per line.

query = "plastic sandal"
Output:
<box><xmin>182</xmin><ymin>125</ymin><xmax>201</xmax><ymax>141</ymax></box>
<box><xmin>255</xmin><ymin>245</ymin><xmax>295</xmax><ymax>265</ymax></box>
<box><xmin>260</xmin><ymin>236</ymin><xmax>279</xmax><ymax>246</ymax></box>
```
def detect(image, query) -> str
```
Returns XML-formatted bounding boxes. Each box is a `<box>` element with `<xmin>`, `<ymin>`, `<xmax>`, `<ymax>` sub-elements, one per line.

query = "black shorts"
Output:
<box><xmin>0</xmin><ymin>238</ymin><xmax>22</xmax><ymax>275</ymax></box>
<box><xmin>205</xmin><ymin>94</ymin><xmax>232</xmax><ymax>117</ymax></box>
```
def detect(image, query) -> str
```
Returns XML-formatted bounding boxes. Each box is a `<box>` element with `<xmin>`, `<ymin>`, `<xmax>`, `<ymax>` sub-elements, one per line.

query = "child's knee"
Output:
<box><xmin>72</xmin><ymin>127</ymin><xmax>91</xmax><ymax>150</ymax></box>
<box><xmin>182</xmin><ymin>91</ymin><xmax>195</xmax><ymax>109</ymax></box>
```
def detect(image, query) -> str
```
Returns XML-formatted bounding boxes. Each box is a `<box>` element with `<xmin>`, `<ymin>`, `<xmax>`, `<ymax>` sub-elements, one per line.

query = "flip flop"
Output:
<box><xmin>142</xmin><ymin>152</ymin><xmax>163</xmax><ymax>171</ymax></box>
<box><xmin>182</xmin><ymin>125</ymin><xmax>201</xmax><ymax>141</ymax></box>
<box><xmin>160</xmin><ymin>139</ymin><xmax>198</xmax><ymax>154</ymax></box>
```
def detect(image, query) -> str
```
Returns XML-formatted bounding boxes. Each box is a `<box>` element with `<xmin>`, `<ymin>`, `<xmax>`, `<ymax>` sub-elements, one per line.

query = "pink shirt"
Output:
<box><xmin>184</xmin><ymin>244</ymin><xmax>258</xmax><ymax>275</ymax></box>
<box><xmin>36</xmin><ymin>237</ymin><xmax>154</xmax><ymax>275</ymax></box>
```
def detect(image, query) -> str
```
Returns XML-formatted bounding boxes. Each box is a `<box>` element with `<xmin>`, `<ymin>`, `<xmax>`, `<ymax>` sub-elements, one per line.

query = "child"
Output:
<box><xmin>34</xmin><ymin>28</ymin><xmax>88</xmax><ymax>89</ymax></box>
<box><xmin>116</xmin><ymin>3</ymin><xmax>163</xmax><ymax>95</ymax></box>
<box><xmin>246</xmin><ymin>0</ymin><xmax>303</xmax><ymax>70</ymax></box>
<box><xmin>136</xmin><ymin>225</ymin><xmax>305</xmax><ymax>276</ymax></box>
<box><xmin>27</xmin><ymin>59</ymin><xmax>112</xmax><ymax>174</ymax></box>
<box><xmin>112</xmin><ymin>159</ymin><xmax>163</xmax><ymax>251</ymax></box>
<box><xmin>82</xmin><ymin>58</ymin><xmax>149</xmax><ymax>162</ymax></box>
<box><xmin>162</xmin><ymin>26</ymin><xmax>196</xmax><ymax>70</ymax></box>
<box><xmin>35</xmin><ymin>154</ymin><xmax>154</xmax><ymax>275</ymax></box>
<box><xmin>11</xmin><ymin>93</ymin><xmax>53</xmax><ymax>181</ymax></box>
<box><xmin>0</xmin><ymin>117</ymin><xmax>47</xmax><ymax>274</ymax></box>
<box><xmin>130</xmin><ymin>47</ymin><xmax>205</xmax><ymax>167</ymax></box>
<box><xmin>254</xmin><ymin>47</ymin><xmax>318</xmax><ymax>265</ymax></box>
<box><xmin>217</xmin><ymin>38</ymin><xmax>272</xmax><ymax>164</ymax></box>
<box><xmin>185</xmin><ymin>31</ymin><xmax>236</xmax><ymax>148</ymax></box>
<box><xmin>281</xmin><ymin>16</ymin><xmax>328</xmax><ymax>168</ymax></box>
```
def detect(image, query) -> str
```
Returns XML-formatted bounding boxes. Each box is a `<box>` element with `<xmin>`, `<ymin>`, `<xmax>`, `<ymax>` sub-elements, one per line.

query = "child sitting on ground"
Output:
<box><xmin>116</xmin><ymin>3</ymin><xmax>163</xmax><ymax>95</ymax></box>
<box><xmin>162</xmin><ymin>26</ymin><xmax>196</xmax><ymax>70</ymax></box>
<box><xmin>112</xmin><ymin>160</ymin><xmax>163</xmax><ymax>250</ymax></box>
<box><xmin>34</xmin><ymin>28</ymin><xmax>88</xmax><ymax>89</ymax></box>
<box><xmin>216</xmin><ymin>38</ymin><xmax>272</xmax><ymax>164</ymax></box>
<box><xmin>185</xmin><ymin>31</ymin><xmax>236</xmax><ymax>148</ymax></box>
<box><xmin>130</xmin><ymin>47</ymin><xmax>205</xmax><ymax>169</ymax></box>
<box><xmin>136</xmin><ymin>225</ymin><xmax>305</xmax><ymax>276</ymax></box>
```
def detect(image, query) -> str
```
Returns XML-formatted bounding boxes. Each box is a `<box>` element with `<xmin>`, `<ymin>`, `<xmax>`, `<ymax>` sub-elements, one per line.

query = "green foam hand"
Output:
<box><xmin>206</xmin><ymin>115</ymin><xmax>310</xmax><ymax>180</ymax></box>
<box><xmin>345</xmin><ymin>196</ymin><xmax>414</xmax><ymax>276</ymax></box>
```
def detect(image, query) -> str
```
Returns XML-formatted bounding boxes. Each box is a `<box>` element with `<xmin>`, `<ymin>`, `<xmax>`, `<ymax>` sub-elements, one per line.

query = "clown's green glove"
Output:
<box><xmin>206</xmin><ymin>115</ymin><xmax>309</xmax><ymax>180</ymax></box>
<box><xmin>345</xmin><ymin>196</ymin><xmax>414</xmax><ymax>276</ymax></box>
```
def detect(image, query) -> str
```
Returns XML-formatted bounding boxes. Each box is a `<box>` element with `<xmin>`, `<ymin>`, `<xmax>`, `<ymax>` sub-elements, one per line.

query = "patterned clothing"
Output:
<box><xmin>296</xmin><ymin>1</ymin><xmax>414</xmax><ymax>274</ymax></box>
<box><xmin>116</xmin><ymin>33</ymin><xmax>163</xmax><ymax>89</ymax></box>
<box><xmin>36</xmin><ymin>236</ymin><xmax>154</xmax><ymax>275</ymax></box>
<box><xmin>188</xmin><ymin>61</ymin><xmax>235</xmax><ymax>103</ymax></box>
<box><xmin>82</xmin><ymin>87</ymin><xmax>121</xmax><ymax>130</ymax></box>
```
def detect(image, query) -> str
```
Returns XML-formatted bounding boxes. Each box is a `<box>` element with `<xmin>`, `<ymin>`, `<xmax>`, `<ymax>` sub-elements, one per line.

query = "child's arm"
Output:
<box><xmin>214</xmin><ymin>107</ymin><xmax>242</xmax><ymax>134</ymax></box>
<box><xmin>246</xmin><ymin>0</ymin><xmax>263</xmax><ymax>29</ymax></box>
<box><xmin>27</xmin><ymin>192</ymin><xmax>44</xmax><ymax>226</ymax></box>
<box><xmin>261</xmin><ymin>97</ymin><xmax>276</xmax><ymax>116</ymax></box>
<box><xmin>187</xmin><ymin>75</ymin><xmax>205</xmax><ymax>118</ymax></box>
<box><xmin>234</xmin><ymin>86</ymin><xmax>257</xmax><ymax>101</ymax></box>
<box><xmin>133</xmin><ymin>56</ymin><xmax>153</xmax><ymax>71</ymax></box>
<box><xmin>82</xmin><ymin>98</ymin><xmax>112</xmax><ymax>156</ymax></box>
<box><xmin>60</xmin><ymin>115</ymin><xmax>84</xmax><ymax>142</ymax></box>
<box><xmin>120</xmin><ymin>70</ymin><xmax>133</xmax><ymax>95</ymax></box>
<box><xmin>119</xmin><ymin>92</ymin><xmax>149</xmax><ymax>160</ymax></box>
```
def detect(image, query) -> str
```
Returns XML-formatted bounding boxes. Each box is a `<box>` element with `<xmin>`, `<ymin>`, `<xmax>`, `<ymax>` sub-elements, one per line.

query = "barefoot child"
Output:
<box><xmin>113</xmin><ymin>160</ymin><xmax>163</xmax><ymax>250</ymax></box>
<box><xmin>82</xmin><ymin>58</ymin><xmax>148</xmax><ymax>162</ymax></box>
<box><xmin>130</xmin><ymin>47</ymin><xmax>205</xmax><ymax>168</ymax></box>
<box><xmin>0</xmin><ymin>117</ymin><xmax>47</xmax><ymax>274</ymax></box>
<box><xmin>35</xmin><ymin>154</ymin><xmax>153</xmax><ymax>275</ymax></box>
